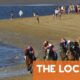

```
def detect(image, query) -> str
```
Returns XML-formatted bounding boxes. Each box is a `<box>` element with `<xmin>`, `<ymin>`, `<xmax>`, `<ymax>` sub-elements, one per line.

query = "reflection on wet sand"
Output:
<box><xmin>0</xmin><ymin>44</ymin><xmax>28</xmax><ymax>78</ymax></box>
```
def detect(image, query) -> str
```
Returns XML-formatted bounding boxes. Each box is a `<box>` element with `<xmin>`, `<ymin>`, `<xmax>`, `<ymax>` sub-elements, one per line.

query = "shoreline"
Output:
<box><xmin>0</xmin><ymin>14</ymin><xmax>80</xmax><ymax>80</ymax></box>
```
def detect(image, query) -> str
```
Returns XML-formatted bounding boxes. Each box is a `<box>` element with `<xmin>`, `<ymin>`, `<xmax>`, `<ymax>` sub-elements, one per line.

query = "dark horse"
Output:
<box><xmin>60</xmin><ymin>40</ymin><xmax>67</xmax><ymax>60</ymax></box>
<box><xmin>60</xmin><ymin>41</ymin><xmax>80</xmax><ymax>60</ymax></box>
<box><xmin>43</xmin><ymin>44</ymin><xmax>58</xmax><ymax>60</ymax></box>
<box><xmin>24</xmin><ymin>46</ymin><xmax>36</xmax><ymax>73</ymax></box>
<box><xmin>24</xmin><ymin>54</ymin><xmax>36</xmax><ymax>73</ymax></box>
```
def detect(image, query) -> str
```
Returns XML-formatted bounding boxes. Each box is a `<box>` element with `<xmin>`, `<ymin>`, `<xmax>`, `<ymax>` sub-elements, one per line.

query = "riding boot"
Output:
<box><xmin>27</xmin><ymin>64</ymin><xmax>32</xmax><ymax>71</ymax></box>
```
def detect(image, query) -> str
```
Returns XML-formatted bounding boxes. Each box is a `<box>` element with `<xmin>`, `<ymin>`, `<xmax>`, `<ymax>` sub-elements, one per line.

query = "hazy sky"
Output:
<box><xmin>0</xmin><ymin>0</ymin><xmax>80</xmax><ymax>5</ymax></box>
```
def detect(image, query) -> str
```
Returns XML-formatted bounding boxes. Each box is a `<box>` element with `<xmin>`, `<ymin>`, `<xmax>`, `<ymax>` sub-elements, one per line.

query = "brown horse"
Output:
<box><xmin>66</xmin><ymin>50</ymin><xmax>75</xmax><ymax>60</ymax></box>
<box><xmin>60</xmin><ymin>50</ymin><xmax>76</xmax><ymax>61</ymax></box>
<box><xmin>24</xmin><ymin>55</ymin><xmax>36</xmax><ymax>73</ymax></box>
<box><xmin>60</xmin><ymin>49</ymin><xmax>67</xmax><ymax>60</ymax></box>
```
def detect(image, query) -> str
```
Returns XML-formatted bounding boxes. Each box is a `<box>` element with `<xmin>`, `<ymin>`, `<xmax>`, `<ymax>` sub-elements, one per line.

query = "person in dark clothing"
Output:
<box><xmin>10</xmin><ymin>11</ymin><xmax>14</xmax><ymax>20</ymax></box>
<box><xmin>75</xmin><ymin>5</ymin><xmax>78</xmax><ymax>13</ymax></box>
<box><xmin>36</xmin><ymin>15</ymin><xmax>39</xmax><ymax>24</ymax></box>
<box><xmin>60</xmin><ymin>38</ymin><xmax>67</xmax><ymax>54</ymax></box>
<box><xmin>24</xmin><ymin>46</ymin><xmax>36</xmax><ymax>62</ymax></box>
<box><xmin>24</xmin><ymin>46</ymin><xmax>36</xmax><ymax>73</ymax></box>
<box><xmin>42</xmin><ymin>40</ymin><xmax>49</xmax><ymax>60</ymax></box>
<box><xmin>48</xmin><ymin>45</ymin><xmax>58</xmax><ymax>60</ymax></box>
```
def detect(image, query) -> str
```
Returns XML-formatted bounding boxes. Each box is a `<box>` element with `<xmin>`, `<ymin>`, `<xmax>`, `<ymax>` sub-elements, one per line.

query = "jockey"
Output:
<box><xmin>24</xmin><ymin>46</ymin><xmax>35</xmax><ymax>73</ymax></box>
<box><xmin>48</xmin><ymin>44</ymin><xmax>58</xmax><ymax>60</ymax></box>
<box><xmin>60</xmin><ymin>6</ymin><xmax>65</xmax><ymax>14</ymax></box>
<box><xmin>24</xmin><ymin>46</ymin><xmax>35</xmax><ymax>61</ymax></box>
<box><xmin>60</xmin><ymin>38</ymin><xmax>67</xmax><ymax>53</ymax></box>
<box><xmin>42</xmin><ymin>40</ymin><xmax>49</xmax><ymax>53</ymax></box>
<box><xmin>60</xmin><ymin>38</ymin><xmax>67</xmax><ymax>44</ymax></box>
<box><xmin>42</xmin><ymin>40</ymin><xmax>50</xmax><ymax>59</ymax></box>
<box><xmin>60</xmin><ymin>38</ymin><xmax>67</xmax><ymax>48</ymax></box>
<box><xmin>74</xmin><ymin>41</ymin><xmax>80</xmax><ymax>59</ymax></box>
<box><xmin>55</xmin><ymin>8</ymin><xmax>59</xmax><ymax>17</ymax></box>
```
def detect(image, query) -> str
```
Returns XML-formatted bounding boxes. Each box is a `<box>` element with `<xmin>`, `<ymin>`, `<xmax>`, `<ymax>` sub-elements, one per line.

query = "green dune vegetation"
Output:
<box><xmin>0</xmin><ymin>14</ymin><xmax>80</xmax><ymax>80</ymax></box>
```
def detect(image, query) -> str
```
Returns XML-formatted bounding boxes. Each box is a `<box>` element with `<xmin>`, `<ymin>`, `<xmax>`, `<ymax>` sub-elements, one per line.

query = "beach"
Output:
<box><xmin>0</xmin><ymin>14</ymin><xmax>80</xmax><ymax>80</ymax></box>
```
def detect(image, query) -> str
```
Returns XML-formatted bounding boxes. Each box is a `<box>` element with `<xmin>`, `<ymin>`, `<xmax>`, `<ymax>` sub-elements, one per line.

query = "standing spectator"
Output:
<box><xmin>19</xmin><ymin>10</ymin><xmax>23</xmax><ymax>17</ymax></box>
<box><xmin>68</xmin><ymin>4</ymin><xmax>75</xmax><ymax>13</ymax></box>
<box><xmin>36</xmin><ymin>15</ymin><xmax>39</xmax><ymax>24</ymax></box>
<box><xmin>10</xmin><ymin>11</ymin><xmax>14</xmax><ymax>20</ymax></box>
<box><xmin>33</xmin><ymin>12</ymin><xmax>36</xmax><ymax>17</ymax></box>
<box><xmin>60</xmin><ymin>6</ymin><xmax>65</xmax><ymax>14</ymax></box>
<box><xmin>75</xmin><ymin>5</ymin><xmax>78</xmax><ymax>13</ymax></box>
<box><xmin>54</xmin><ymin>8</ymin><xmax>59</xmax><ymax>17</ymax></box>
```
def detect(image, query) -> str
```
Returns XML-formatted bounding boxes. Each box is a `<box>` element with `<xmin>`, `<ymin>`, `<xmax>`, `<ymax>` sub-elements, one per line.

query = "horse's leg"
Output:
<box><xmin>60</xmin><ymin>53</ymin><xmax>66</xmax><ymax>60</ymax></box>
<box><xmin>25</xmin><ymin>56</ymin><xmax>33</xmax><ymax>72</ymax></box>
<box><xmin>74</xmin><ymin>53</ymin><xmax>79</xmax><ymax>60</ymax></box>
<box><xmin>25</xmin><ymin>56</ymin><xmax>30</xmax><ymax>65</ymax></box>
<box><xmin>43</xmin><ymin>53</ymin><xmax>46</xmax><ymax>60</ymax></box>
<box><xmin>67</xmin><ymin>53</ymin><xmax>75</xmax><ymax>60</ymax></box>
<box><xmin>60</xmin><ymin>49</ymin><xmax>66</xmax><ymax>60</ymax></box>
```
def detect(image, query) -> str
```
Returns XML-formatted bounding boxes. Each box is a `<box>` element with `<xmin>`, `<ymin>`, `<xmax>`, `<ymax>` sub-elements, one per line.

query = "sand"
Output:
<box><xmin>0</xmin><ymin>14</ymin><xmax>80</xmax><ymax>80</ymax></box>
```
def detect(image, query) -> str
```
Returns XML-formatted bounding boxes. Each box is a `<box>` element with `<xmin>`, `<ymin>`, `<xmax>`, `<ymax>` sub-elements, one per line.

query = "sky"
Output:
<box><xmin>0</xmin><ymin>0</ymin><xmax>80</xmax><ymax>5</ymax></box>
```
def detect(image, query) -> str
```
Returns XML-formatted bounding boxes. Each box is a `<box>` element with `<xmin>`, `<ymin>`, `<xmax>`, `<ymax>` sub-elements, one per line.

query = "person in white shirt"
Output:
<box><xmin>19</xmin><ymin>10</ymin><xmax>23</xmax><ymax>17</ymax></box>
<box><xmin>55</xmin><ymin>8</ymin><xmax>59</xmax><ymax>17</ymax></box>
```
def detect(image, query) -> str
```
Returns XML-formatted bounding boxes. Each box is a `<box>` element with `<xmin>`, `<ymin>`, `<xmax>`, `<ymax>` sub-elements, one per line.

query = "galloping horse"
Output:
<box><xmin>24</xmin><ymin>46</ymin><xmax>36</xmax><ymax>73</ymax></box>
<box><xmin>42</xmin><ymin>41</ymin><xmax>49</xmax><ymax>60</ymax></box>
<box><xmin>60</xmin><ymin>39</ymin><xmax>80</xmax><ymax>60</ymax></box>
<box><xmin>60</xmin><ymin>38</ymin><xmax>67</xmax><ymax>60</ymax></box>
<box><xmin>42</xmin><ymin>41</ymin><xmax>58</xmax><ymax>60</ymax></box>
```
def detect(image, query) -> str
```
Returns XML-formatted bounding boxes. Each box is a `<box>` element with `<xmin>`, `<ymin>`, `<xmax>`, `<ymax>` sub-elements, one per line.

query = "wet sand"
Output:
<box><xmin>0</xmin><ymin>14</ymin><xmax>80</xmax><ymax>80</ymax></box>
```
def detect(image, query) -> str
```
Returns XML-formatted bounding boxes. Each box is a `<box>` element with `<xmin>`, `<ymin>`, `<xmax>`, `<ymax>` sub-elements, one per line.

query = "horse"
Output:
<box><xmin>43</xmin><ymin>44</ymin><xmax>58</xmax><ymax>61</ymax></box>
<box><xmin>60</xmin><ymin>49</ymin><xmax>67</xmax><ymax>60</ymax></box>
<box><xmin>67</xmin><ymin>41</ymin><xmax>80</xmax><ymax>60</ymax></box>
<box><xmin>24</xmin><ymin>54</ymin><xmax>36</xmax><ymax>73</ymax></box>
<box><xmin>60</xmin><ymin>40</ymin><xmax>68</xmax><ymax>60</ymax></box>
<box><xmin>66</xmin><ymin>50</ymin><xmax>76</xmax><ymax>60</ymax></box>
<box><xmin>60</xmin><ymin>41</ymin><xmax>80</xmax><ymax>61</ymax></box>
<box><xmin>54</xmin><ymin>7</ymin><xmax>64</xmax><ymax>19</ymax></box>
<box><xmin>42</xmin><ymin>41</ymin><xmax>49</xmax><ymax>60</ymax></box>
<box><xmin>24</xmin><ymin>46</ymin><xmax>36</xmax><ymax>73</ymax></box>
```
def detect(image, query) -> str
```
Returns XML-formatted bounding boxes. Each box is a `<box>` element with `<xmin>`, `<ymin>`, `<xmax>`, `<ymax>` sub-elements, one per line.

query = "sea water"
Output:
<box><xmin>0</xmin><ymin>43</ymin><xmax>24</xmax><ymax>67</ymax></box>
<box><xmin>0</xmin><ymin>5</ymin><xmax>69</xmax><ymax>19</ymax></box>
<box><xmin>0</xmin><ymin>43</ymin><xmax>27</xmax><ymax>78</ymax></box>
